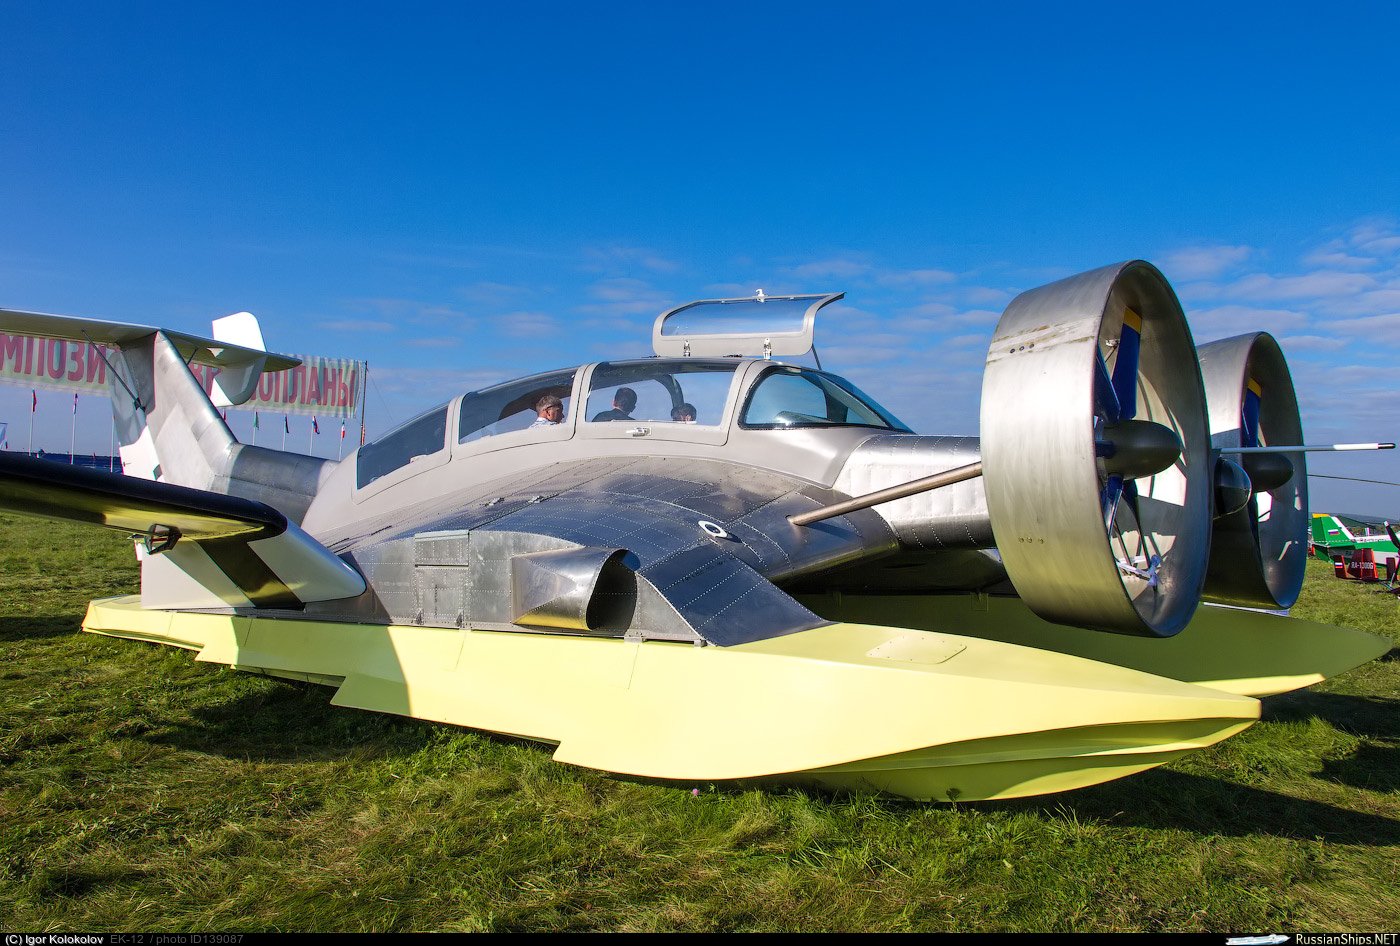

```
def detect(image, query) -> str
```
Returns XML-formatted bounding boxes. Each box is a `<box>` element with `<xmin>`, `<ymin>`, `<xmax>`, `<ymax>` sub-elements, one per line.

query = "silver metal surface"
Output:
<box><xmin>510</xmin><ymin>546</ymin><xmax>629</xmax><ymax>630</ymax></box>
<box><xmin>1197</xmin><ymin>333</ymin><xmax>1308</xmax><ymax>609</ymax></box>
<box><xmin>980</xmin><ymin>261</ymin><xmax>1211</xmax><ymax>637</ymax></box>
<box><xmin>104</xmin><ymin>332</ymin><xmax>333</xmax><ymax>523</ymax></box>
<box><xmin>831</xmin><ymin>435</ymin><xmax>993</xmax><ymax>549</ymax></box>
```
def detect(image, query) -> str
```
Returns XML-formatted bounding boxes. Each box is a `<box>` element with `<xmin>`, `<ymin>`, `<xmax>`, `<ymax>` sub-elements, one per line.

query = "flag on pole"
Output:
<box><xmin>340</xmin><ymin>421</ymin><xmax>346</xmax><ymax>440</ymax></box>
<box><xmin>284</xmin><ymin>416</ymin><xmax>290</xmax><ymax>433</ymax></box>
<box><xmin>73</xmin><ymin>393</ymin><xmax>78</xmax><ymax>414</ymax></box>
<box><xmin>32</xmin><ymin>390</ymin><xmax>37</xmax><ymax>412</ymax></box>
<box><xmin>254</xmin><ymin>411</ymin><xmax>260</xmax><ymax>430</ymax></box>
<box><xmin>0</xmin><ymin>422</ymin><xmax>8</xmax><ymax>449</ymax></box>
<box><xmin>312</xmin><ymin>416</ymin><xmax>320</xmax><ymax>435</ymax></box>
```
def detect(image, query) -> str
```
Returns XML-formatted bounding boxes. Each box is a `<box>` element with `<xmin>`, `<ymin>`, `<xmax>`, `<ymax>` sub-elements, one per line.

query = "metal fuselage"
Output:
<box><xmin>226</xmin><ymin>357</ymin><xmax>1004</xmax><ymax>641</ymax></box>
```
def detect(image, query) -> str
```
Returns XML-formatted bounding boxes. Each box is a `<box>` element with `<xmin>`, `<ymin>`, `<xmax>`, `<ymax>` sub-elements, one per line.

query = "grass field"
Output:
<box><xmin>1</xmin><ymin>512</ymin><xmax>1397</xmax><ymax>932</ymax></box>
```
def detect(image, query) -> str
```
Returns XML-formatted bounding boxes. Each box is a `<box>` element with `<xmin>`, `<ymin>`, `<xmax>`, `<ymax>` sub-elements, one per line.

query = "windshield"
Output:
<box><xmin>458</xmin><ymin>368</ymin><xmax>578</xmax><ymax>443</ymax></box>
<box><xmin>586</xmin><ymin>360</ymin><xmax>738</xmax><ymax>426</ymax></box>
<box><xmin>739</xmin><ymin>366</ymin><xmax>910</xmax><ymax>431</ymax></box>
<box><xmin>357</xmin><ymin>404</ymin><xmax>449</xmax><ymax>488</ymax></box>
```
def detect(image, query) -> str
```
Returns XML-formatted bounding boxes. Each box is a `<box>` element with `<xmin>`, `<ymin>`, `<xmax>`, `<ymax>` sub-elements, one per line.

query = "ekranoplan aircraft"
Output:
<box><xmin>0</xmin><ymin>261</ymin><xmax>1389</xmax><ymax>801</ymax></box>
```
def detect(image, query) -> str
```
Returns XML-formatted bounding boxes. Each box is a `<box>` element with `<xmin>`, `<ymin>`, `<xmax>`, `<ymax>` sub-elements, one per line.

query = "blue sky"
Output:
<box><xmin>2</xmin><ymin>1</ymin><xmax>1398</xmax><ymax>513</ymax></box>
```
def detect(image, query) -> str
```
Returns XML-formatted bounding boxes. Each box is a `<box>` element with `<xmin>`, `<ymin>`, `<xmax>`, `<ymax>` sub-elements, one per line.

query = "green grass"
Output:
<box><xmin>1</xmin><ymin>514</ymin><xmax>1397</xmax><ymax>932</ymax></box>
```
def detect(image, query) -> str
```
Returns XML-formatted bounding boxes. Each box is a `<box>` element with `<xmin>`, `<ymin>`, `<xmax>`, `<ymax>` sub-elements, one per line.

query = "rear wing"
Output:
<box><xmin>0</xmin><ymin>307</ymin><xmax>300</xmax><ymax>406</ymax></box>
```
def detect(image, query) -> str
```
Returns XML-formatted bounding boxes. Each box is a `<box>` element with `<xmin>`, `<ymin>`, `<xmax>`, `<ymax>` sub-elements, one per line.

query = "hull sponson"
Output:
<box><xmin>799</xmin><ymin>592</ymin><xmax>1392</xmax><ymax>698</ymax></box>
<box><xmin>83</xmin><ymin>595</ymin><xmax>1259</xmax><ymax>802</ymax></box>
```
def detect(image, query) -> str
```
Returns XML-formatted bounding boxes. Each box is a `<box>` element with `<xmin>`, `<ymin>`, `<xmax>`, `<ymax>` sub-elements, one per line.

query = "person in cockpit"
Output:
<box><xmin>592</xmin><ymin>387</ymin><xmax>637</xmax><ymax>422</ymax></box>
<box><xmin>530</xmin><ymin>394</ymin><xmax>565</xmax><ymax>427</ymax></box>
<box><xmin>671</xmin><ymin>403</ymin><xmax>697</xmax><ymax>423</ymax></box>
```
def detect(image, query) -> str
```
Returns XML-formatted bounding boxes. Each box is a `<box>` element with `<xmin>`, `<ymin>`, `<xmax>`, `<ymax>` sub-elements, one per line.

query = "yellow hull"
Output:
<box><xmin>799</xmin><ymin>592</ymin><xmax>1392</xmax><ymax>697</ymax></box>
<box><xmin>82</xmin><ymin>595</ymin><xmax>1266</xmax><ymax>801</ymax></box>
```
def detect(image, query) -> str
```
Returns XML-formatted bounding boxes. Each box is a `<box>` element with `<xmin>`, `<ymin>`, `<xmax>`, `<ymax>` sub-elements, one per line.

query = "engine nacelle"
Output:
<box><xmin>980</xmin><ymin>261</ymin><xmax>1212</xmax><ymax>637</ymax></box>
<box><xmin>1197</xmin><ymin>333</ymin><xmax>1308</xmax><ymax>609</ymax></box>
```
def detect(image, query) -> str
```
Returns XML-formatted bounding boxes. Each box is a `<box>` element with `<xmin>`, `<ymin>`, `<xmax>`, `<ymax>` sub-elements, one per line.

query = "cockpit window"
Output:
<box><xmin>458</xmin><ymin>368</ymin><xmax>578</xmax><ymax>443</ymax></box>
<box><xmin>586</xmin><ymin>361</ymin><xmax>738</xmax><ymax>426</ymax></box>
<box><xmin>356</xmin><ymin>404</ymin><xmax>449</xmax><ymax>488</ymax></box>
<box><xmin>740</xmin><ymin>367</ymin><xmax>910</xmax><ymax>431</ymax></box>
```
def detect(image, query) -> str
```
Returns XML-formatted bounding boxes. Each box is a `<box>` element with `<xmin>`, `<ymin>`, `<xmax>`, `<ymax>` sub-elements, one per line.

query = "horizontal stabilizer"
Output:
<box><xmin>0</xmin><ymin>307</ymin><xmax>300</xmax><ymax>372</ymax></box>
<box><xmin>0</xmin><ymin>454</ymin><xmax>363</xmax><ymax>608</ymax></box>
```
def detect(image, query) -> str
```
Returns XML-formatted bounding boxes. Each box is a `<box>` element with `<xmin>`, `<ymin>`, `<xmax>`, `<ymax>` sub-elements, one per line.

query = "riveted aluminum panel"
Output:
<box><xmin>833</xmin><ymin>435</ymin><xmax>993</xmax><ymax>550</ymax></box>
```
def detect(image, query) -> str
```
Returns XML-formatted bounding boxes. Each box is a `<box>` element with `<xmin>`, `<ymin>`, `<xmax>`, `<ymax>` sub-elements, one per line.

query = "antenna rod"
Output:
<box><xmin>1221</xmin><ymin>442</ymin><xmax>1395</xmax><ymax>453</ymax></box>
<box><xmin>789</xmin><ymin>461</ymin><xmax>983</xmax><ymax>527</ymax></box>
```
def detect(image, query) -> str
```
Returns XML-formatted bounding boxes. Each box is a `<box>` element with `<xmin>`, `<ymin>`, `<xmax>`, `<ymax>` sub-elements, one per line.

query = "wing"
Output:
<box><xmin>314</xmin><ymin>456</ymin><xmax>902</xmax><ymax>645</ymax></box>
<box><xmin>0</xmin><ymin>453</ymin><xmax>364</xmax><ymax>609</ymax></box>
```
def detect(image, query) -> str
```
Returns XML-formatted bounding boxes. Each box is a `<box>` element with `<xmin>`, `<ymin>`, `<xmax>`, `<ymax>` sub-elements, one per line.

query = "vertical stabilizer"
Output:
<box><xmin>107</xmin><ymin>330</ymin><xmax>334</xmax><ymax>522</ymax></box>
<box><xmin>0</xmin><ymin>307</ymin><xmax>333</xmax><ymax>523</ymax></box>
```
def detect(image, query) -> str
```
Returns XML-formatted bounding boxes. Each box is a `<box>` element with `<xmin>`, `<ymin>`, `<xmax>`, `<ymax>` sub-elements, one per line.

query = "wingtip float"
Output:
<box><xmin>4</xmin><ymin>261</ymin><xmax>1391</xmax><ymax>802</ymax></box>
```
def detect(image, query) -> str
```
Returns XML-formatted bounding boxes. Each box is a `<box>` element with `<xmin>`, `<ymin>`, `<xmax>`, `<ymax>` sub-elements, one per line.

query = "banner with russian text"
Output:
<box><xmin>191</xmin><ymin>357</ymin><xmax>362</xmax><ymax>419</ymax></box>
<box><xmin>0</xmin><ymin>332</ymin><xmax>363</xmax><ymax>419</ymax></box>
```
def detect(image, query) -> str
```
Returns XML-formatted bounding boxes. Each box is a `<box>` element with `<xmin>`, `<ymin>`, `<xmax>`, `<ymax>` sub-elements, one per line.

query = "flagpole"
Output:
<box><xmin>28</xmin><ymin>390</ymin><xmax>35</xmax><ymax>456</ymax></box>
<box><xmin>308</xmin><ymin>419</ymin><xmax>314</xmax><ymax>455</ymax></box>
<box><xmin>338</xmin><ymin>421</ymin><xmax>345</xmax><ymax>461</ymax></box>
<box><xmin>109</xmin><ymin>417</ymin><xmax>115</xmax><ymax>472</ymax></box>
<box><xmin>359</xmin><ymin>361</ymin><xmax>369</xmax><ymax>445</ymax></box>
<box><xmin>282</xmin><ymin>417</ymin><xmax>287</xmax><ymax>451</ymax></box>
<box><xmin>252</xmin><ymin>411</ymin><xmax>258</xmax><ymax>447</ymax></box>
<box><xmin>70</xmin><ymin>393</ymin><xmax>77</xmax><ymax>464</ymax></box>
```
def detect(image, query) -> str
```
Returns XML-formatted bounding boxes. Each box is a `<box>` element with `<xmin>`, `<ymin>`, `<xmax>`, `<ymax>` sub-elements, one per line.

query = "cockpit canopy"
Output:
<box><xmin>652</xmin><ymin>292</ymin><xmax>843</xmax><ymax>358</ymax></box>
<box><xmin>357</xmin><ymin>359</ymin><xmax>907</xmax><ymax>490</ymax></box>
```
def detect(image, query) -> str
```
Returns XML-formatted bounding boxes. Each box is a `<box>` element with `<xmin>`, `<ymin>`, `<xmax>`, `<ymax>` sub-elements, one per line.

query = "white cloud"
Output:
<box><xmin>1328</xmin><ymin>312</ymin><xmax>1400</xmax><ymax>343</ymax></box>
<box><xmin>1158</xmin><ymin>245</ymin><xmax>1253</xmax><ymax>281</ymax></box>
<box><xmin>785</xmin><ymin>257</ymin><xmax>874</xmax><ymax>281</ymax></box>
<box><xmin>403</xmin><ymin>335</ymin><xmax>462</xmax><ymax>348</ymax></box>
<box><xmin>1302</xmin><ymin>247</ymin><xmax>1377</xmax><ymax>270</ymax></box>
<box><xmin>959</xmin><ymin>286</ymin><xmax>1012</xmax><ymax>307</ymax></box>
<box><xmin>875</xmin><ymin>267</ymin><xmax>957</xmax><ymax>287</ymax></box>
<box><xmin>573</xmin><ymin>277</ymin><xmax>674</xmax><ymax>319</ymax></box>
<box><xmin>316</xmin><ymin>319</ymin><xmax>396</xmax><ymax>333</ymax></box>
<box><xmin>1325</xmin><ymin>288</ymin><xmax>1400</xmax><ymax>317</ymax></box>
<box><xmin>1345</xmin><ymin>219</ymin><xmax>1400</xmax><ymax>256</ymax></box>
<box><xmin>898</xmin><ymin>301</ymin><xmax>957</xmax><ymax>319</ymax></box>
<box><xmin>1227</xmin><ymin>271</ymin><xmax>1377</xmax><ymax>301</ymax></box>
<box><xmin>1274</xmin><ymin>334</ymin><xmax>1346</xmax><ymax>352</ymax></box>
<box><xmin>1186</xmin><ymin>305</ymin><xmax>1311</xmax><ymax>343</ymax></box>
<box><xmin>580</xmin><ymin>244</ymin><xmax>681</xmax><ymax>275</ymax></box>
<box><xmin>500</xmin><ymin>311</ymin><xmax>563</xmax><ymax>337</ymax></box>
<box><xmin>457</xmin><ymin>281</ymin><xmax>534</xmax><ymax>305</ymax></box>
<box><xmin>819</xmin><ymin>344</ymin><xmax>909</xmax><ymax>366</ymax></box>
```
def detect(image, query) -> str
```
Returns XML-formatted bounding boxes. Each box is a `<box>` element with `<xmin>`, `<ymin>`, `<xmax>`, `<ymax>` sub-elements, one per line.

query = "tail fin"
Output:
<box><xmin>1</xmin><ymin>308</ymin><xmax>334</xmax><ymax>522</ymax></box>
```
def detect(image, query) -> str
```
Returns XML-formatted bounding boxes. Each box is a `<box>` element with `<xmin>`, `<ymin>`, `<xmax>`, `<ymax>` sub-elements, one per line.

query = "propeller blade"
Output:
<box><xmin>1241</xmin><ymin>376</ymin><xmax>1262</xmax><ymax>448</ymax></box>
<box><xmin>1110</xmin><ymin>307</ymin><xmax>1142</xmax><ymax>420</ymax></box>
<box><xmin>1094</xmin><ymin>351</ymin><xmax>1121</xmax><ymax>424</ymax></box>
<box><xmin>1102</xmin><ymin>473</ymin><xmax>1125</xmax><ymax>532</ymax></box>
<box><xmin>1122</xmin><ymin>477</ymin><xmax>1140</xmax><ymax>521</ymax></box>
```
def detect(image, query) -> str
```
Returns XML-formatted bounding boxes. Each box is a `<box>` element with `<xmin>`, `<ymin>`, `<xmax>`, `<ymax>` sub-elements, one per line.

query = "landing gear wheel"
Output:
<box><xmin>980</xmin><ymin>261</ymin><xmax>1211</xmax><ymax>637</ymax></box>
